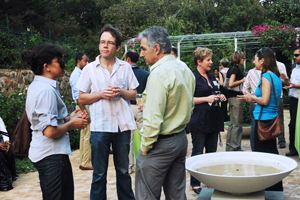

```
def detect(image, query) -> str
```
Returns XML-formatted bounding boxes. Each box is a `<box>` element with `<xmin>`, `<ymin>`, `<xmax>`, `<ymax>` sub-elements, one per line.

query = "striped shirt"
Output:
<box><xmin>242</xmin><ymin>68</ymin><xmax>261</xmax><ymax>95</ymax></box>
<box><xmin>76</xmin><ymin>55</ymin><xmax>139</xmax><ymax>132</ymax></box>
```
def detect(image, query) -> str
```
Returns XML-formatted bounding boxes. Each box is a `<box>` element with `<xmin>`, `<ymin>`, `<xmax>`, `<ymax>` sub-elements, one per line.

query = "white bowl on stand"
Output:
<box><xmin>186</xmin><ymin>152</ymin><xmax>297</xmax><ymax>194</ymax></box>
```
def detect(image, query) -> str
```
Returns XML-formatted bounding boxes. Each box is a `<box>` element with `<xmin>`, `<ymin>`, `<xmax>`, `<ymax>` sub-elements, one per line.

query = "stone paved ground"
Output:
<box><xmin>1</xmin><ymin>109</ymin><xmax>300</xmax><ymax>199</ymax></box>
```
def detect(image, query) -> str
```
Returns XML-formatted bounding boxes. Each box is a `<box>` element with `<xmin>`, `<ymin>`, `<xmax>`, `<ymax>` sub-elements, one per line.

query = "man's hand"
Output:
<box><xmin>101</xmin><ymin>87</ymin><xmax>121</xmax><ymax>99</ymax></box>
<box><xmin>142</xmin><ymin>151</ymin><xmax>147</xmax><ymax>156</ymax></box>
<box><xmin>283</xmin><ymin>83</ymin><xmax>296</xmax><ymax>90</ymax></box>
<box><xmin>280</xmin><ymin>73</ymin><xmax>290</xmax><ymax>86</ymax></box>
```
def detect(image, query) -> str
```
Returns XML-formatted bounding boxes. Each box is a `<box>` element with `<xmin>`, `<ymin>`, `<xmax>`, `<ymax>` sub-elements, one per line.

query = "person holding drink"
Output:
<box><xmin>238</xmin><ymin>47</ymin><xmax>283</xmax><ymax>191</ymax></box>
<box><xmin>77</xmin><ymin>24</ymin><xmax>138</xmax><ymax>200</ymax></box>
<box><xmin>22</xmin><ymin>44</ymin><xmax>89</xmax><ymax>199</ymax></box>
<box><xmin>187</xmin><ymin>47</ymin><xmax>226</xmax><ymax>194</ymax></box>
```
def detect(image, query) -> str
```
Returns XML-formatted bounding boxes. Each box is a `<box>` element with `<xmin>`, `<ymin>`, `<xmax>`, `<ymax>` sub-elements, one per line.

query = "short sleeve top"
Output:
<box><xmin>226</xmin><ymin>65</ymin><xmax>244</xmax><ymax>97</ymax></box>
<box><xmin>253</xmin><ymin>72</ymin><xmax>282</xmax><ymax>120</ymax></box>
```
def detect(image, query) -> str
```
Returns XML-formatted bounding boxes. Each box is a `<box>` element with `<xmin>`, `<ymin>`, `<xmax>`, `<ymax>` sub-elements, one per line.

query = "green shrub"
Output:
<box><xmin>15</xmin><ymin>157</ymin><xmax>36</xmax><ymax>174</ymax></box>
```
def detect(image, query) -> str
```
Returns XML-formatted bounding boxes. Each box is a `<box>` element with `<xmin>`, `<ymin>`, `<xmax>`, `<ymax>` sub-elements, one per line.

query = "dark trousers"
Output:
<box><xmin>253</xmin><ymin>120</ymin><xmax>283</xmax><ymax>191</ymax></box>
<box><xmin>289</xmin><ymin>97</ymin><xmax>298</xmax><ymax>152</ymax></box>
<box><xmin>190</xmin><ymin>131</ymin><xmax>218</xmax><ymax>187</ymax></box>
<box><xmin>33</xmin><ymin>154</ymin><xmax>74</xmax><ymax>200</ymax></box>
<box><xmin>277</xmin><ymin>98</ymin><xmax>286</xmax><ymax>145</ymax></box>
<box><xmin>0</xmin><ymin>148</ymin><xmax>16</xmax><ymax>178</ymax></box>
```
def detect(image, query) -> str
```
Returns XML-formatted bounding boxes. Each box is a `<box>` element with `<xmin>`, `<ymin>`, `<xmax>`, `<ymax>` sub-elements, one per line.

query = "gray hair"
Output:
<box><xmin>138</xmin><ymin>26</ymin><xmax>171</xmax><ymax>54</ymax></box>
<box><xmin>220</xmin><ymin>58</ymin><xmax>229</xmax><ymax>68</ymax></box>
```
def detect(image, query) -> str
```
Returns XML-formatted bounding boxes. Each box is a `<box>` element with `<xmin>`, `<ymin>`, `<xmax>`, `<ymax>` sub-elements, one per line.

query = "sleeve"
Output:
<box><xmin>242</xmin><ymin>72</ymin><xmax>251</xmax><ymax>94</ymax></box>
<box><xmin>126</xmin><ymin>65</ymin><xmax>139</xmax><ymax>90</ymax></box>
<box><xmin>76</xmin><ymin>67</ymin><xmax>91</xmax><ymax>93</ymax></box>
<box><xmin>70</xmin><ymin>73</ymin><xmax>80</xmax><ymax>101</ymax></box>
<box><xmin>141</xmin><ymin>73</ymin><xmax>167</xmax><ymax>153</ymax></box>
<box><xmin>33</xmin><ymin>90</ymin><xmax>59</xmax><ymax>132</ymax></box>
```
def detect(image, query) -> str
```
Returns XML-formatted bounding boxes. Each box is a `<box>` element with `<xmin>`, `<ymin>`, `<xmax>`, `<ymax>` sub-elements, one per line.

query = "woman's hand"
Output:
<box><xmin>207</xmin><ymin>95</ymin><xmax>216</xmax><ymax>103</ymax></box>
<box><xmin>69</xmin><ymin>109</ymin><xmax>81</xmax><ymax>120</ymax></box>
<box><xmin>220</xmin><ymin>94</ymin><xmax>227</xmax><ymax>102</ymax></box>
<box><xmin>70</xmin><ymin>115</ymin><xmax>88</xmax><ymax>130</ymax></box>
<box><xmin>237</xmin><ymin>94</ymin><xmax>253</xmax><ymax>103</ymax></box>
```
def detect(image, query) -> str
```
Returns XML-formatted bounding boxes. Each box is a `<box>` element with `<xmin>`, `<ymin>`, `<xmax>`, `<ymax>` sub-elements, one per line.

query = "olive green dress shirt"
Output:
<box><xmin>141</xmin><ymin>55</ymin><xmax>195</xmax><ymax>153</ymax></box>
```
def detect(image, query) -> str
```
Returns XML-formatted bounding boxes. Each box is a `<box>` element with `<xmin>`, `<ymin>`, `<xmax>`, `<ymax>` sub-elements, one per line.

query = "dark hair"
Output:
<box><xmin>171</xmin><ymin>46</ymin><xmax>177</xmax><ymax>56</ymax></box>
<box><xmin>256</xmin><ymin>47</ymin><xmax>280</xmax><ymax>77</ymax></box>
<box><xmin>295</xmin><ymin>46</ymin><xmax>300</xmax><ymax>51</ymax></box>
<box><xmin>230</xmin><ymin>51</ymin><xmax>245</xmax><ymax>66</ymax></box>
<box><xmin>21</xmin><ymin>44</ymin><xmax>65</xmax><ymax>75</ymax></box>
<box><xmin>75</xmin><ymin>53</ymin><xmax>88</xmax><ymax>63</ymax></box>
<box><xmin>213</xmin><ymin>68</ymin><xmax>219</xmax><ymax>73</ymax></box>
<box><xmin>99</xmin><ymin>24</ymin><xmax>122</xmax><ymax>47</ymax></box>
<box><xmin>125</xmin><ymin>50</ymin><xmax>139</xmax><ymax>63</ymax></box>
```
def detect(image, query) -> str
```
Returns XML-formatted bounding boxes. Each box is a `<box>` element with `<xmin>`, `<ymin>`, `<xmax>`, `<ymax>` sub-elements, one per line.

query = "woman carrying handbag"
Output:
<box><xmin>238</xmin><ymin>47</ymin><xmax>283</xmax><ymax>191</ymax></box>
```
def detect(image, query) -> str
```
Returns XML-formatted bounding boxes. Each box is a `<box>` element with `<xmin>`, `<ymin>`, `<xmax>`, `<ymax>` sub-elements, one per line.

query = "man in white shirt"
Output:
<box><xmin>282</xmin><ymin>46</ymin><xmax>300</xmax><ymax>156</ymax></box>
<box><xmin>69</xmin><ymin>53</ymin><xmax>93</xmax><ymax>170</ymax></box>
<box><xmin>77</xmin><ymin>24</ymin><xmax>138</xmax><ymax>199</ymax></box>
<box><xmin>273</xmin><ymin>49</ymin><xmax>287</xmax><ymax>149</ymax></box>
<box><xmin>171</xmin><ymin>46</ymin><xmax>189</xmax><ymax>68</ymax></box>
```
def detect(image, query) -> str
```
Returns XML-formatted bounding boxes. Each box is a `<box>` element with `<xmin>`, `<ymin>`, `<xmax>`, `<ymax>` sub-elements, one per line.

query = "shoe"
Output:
<box><xmin>79</xmin><ymin>165</ymin><xmax>94</xmax><ymax>170</ymax></box>
<box><xmin>286</xmin><ymin>151</ymin><xmax>298</xmax><ymax>156</ymax></box>
<box><xmin>279</xmin><ymin>143</ymin><xmax>286</xmax><ymax>149</ymax></box>
<box><xmin>192</xmin><ymin>187</ymin><xmax>202</xmax><ymax>194</ymax></box>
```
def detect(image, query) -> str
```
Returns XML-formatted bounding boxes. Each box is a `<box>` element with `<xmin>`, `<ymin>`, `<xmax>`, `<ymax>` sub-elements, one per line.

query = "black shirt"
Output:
<box><xmin>226</xmin><ymin>65</ymin><xmax>244</xmax><ymax>98</ymax></box>
<box><xmin>187</xmin><ymin>70</ymin><xmax>224</xmax><ymax>134</ymax></box>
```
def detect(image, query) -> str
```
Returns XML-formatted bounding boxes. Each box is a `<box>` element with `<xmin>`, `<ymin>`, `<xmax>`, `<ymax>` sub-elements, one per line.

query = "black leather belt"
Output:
<box><xmin>158</xmin><ymin>131</ymin><xmax>184</xmax><ymax>139</ymax></box>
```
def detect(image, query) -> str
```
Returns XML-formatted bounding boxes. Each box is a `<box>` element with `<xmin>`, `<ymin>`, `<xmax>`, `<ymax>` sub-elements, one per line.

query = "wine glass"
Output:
<box><xmin>212</xmin><ymin>91</ymin><xmax>221</xmax><ymax>106</ymax></box>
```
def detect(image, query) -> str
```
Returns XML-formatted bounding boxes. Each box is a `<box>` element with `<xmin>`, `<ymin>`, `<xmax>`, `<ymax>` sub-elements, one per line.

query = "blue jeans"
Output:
<box><xmin>33</xmin><ymin>154</ymin><xmax>74</xmax><ymax>200</ymax></box>
<box><xmin>90</xmin><ymin>130</ymin><xmax>135</xmax><ymax>200</ymax></box>
<box><xmin>190</xmin><ymin>131</ymin><xmax>218</xmax><ymax>187</ymax></box>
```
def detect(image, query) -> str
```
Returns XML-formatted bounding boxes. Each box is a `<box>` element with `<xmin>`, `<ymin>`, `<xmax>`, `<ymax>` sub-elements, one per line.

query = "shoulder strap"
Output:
<box><xmin>258</xmin><ymin>73</ymin><xmax>278</xmax><ymax>121</ymax></box>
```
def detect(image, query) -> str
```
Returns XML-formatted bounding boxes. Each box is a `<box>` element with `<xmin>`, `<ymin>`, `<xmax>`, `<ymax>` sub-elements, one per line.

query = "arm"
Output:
<box><xmin>249</xmin><ymin>77</ymin><xmax>271</xmax><ymax>106</ymax></box>
<box><xmin>194</xmin><ymin>95</ymin><xmax>216</xmax><ymax>104</ymax></box>
<box><xmin>218</xmin><ymin>72</ymin><xmax>224</xmax><ymax>86</ymax></box>
<box><xmin>141</xmin><ymin>74</ymin><xmax>166</xmax><ymax>155</ymax></box>
<box><xmin>229</xmin><ymin>74</ymin><xmax>245</xmax><ymax>87</ymax></box>
<box><xmin>120</xmin><ymin>89</ymin><xmax>137</xmax><ymax>100</ymax></box>
<box><xmin>43</xmin><ymin>110</ymin><xmax>88</xmax><ymax>138</ymax></box>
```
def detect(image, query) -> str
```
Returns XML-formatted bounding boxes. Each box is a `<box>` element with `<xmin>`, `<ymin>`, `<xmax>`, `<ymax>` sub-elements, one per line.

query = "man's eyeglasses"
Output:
<box><xmin>294</xmin><ymin>54</ymin><xmax>300</xmax><ymax>57</ymax></box>
<box><xmin>100</xmin><ymin>41</ymin><xmax>116</xmax><ymax>46</ymax></box>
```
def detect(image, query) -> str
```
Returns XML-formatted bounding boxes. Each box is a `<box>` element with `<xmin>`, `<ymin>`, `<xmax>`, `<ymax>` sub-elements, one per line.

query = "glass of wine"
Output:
<box><xmin>212</xmin><ymin>91</ymin><xmax>221</xmax><ymax>106</ymax></box>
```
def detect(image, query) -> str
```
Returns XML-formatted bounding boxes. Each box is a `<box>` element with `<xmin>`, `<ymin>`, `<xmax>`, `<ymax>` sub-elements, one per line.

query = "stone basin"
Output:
<box><xmin>186</xmin><ymin>152</ymin><xmax>297</xmax><ymax>194</ymax></box>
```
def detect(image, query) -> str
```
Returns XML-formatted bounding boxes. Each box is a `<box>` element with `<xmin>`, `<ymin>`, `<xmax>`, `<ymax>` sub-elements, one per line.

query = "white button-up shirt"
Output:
<box><xmin>242</xmin><ymin>68</ymin><xmax>261</xmax><ymax>95</ymax></box>
<box><xmin>69</xmin><ymin>66</ymin><xmax>82</xmax><ymax>103</ymax></box>
<box><xmin>289</xmin><ymin>64</ymin><xmax>300</xmax><ymax>99</ymax></box>
<box><xmin>26</xmin><ymin>76</ymin><xmax>72</xmax><ymax>163</ymax></box>
<box><xmin>76</xmin><ymin>55</ymin><xmax>139</xmax><ymax>132</ymax></box>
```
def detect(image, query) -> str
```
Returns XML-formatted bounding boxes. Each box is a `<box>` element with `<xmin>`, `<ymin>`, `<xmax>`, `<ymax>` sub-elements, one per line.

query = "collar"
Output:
<box><xmin>74</xmin><ymin>66</ymin><xmax>82</xmax><ymax>72</ymax></box>
<box><xmin>34</xmin><ymin>75</ymin><xmax>58</xmax><ymax>88</ymax></box>
<box><xmin>150</xmin><ymin>54</ymin><xmax>175</xmax><ymax>72</ymax></box>
<box><xmin>95</xmin><ymin>55</ymin><xmax>124</xmax><ymax>68</ymax></box>
<box><xmin>194</xmin><ymin>68</ymin><xmax>211</xmax><ymax>80</ymax></box>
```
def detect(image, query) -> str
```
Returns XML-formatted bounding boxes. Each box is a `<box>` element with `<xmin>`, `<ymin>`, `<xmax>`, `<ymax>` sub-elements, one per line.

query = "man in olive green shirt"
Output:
<box><xmin>135</xmin><ymin>26</ymin><xmax>195</xmax><ymax>200</ymax></box>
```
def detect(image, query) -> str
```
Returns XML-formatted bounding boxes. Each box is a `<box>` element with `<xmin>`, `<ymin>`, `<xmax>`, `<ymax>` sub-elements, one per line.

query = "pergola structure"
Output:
<box><xmin>125</xmin><ymin>31</ymin><xmax>261</xmax><ymax>69</ymax></box>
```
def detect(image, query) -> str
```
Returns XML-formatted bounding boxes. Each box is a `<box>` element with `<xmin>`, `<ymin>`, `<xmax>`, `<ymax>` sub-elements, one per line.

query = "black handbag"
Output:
<box><xmin>257</xmin><ymin>74</ymin><xmax>283</xmax><ymax>141</ymax></box>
